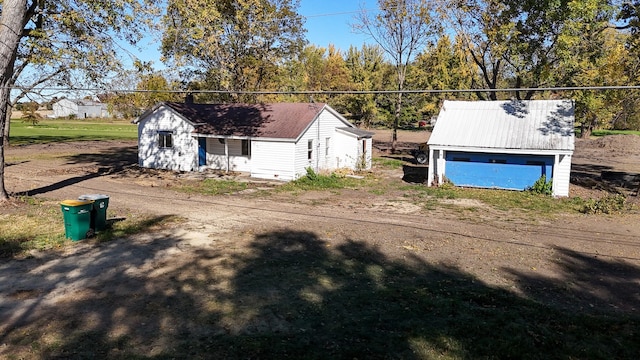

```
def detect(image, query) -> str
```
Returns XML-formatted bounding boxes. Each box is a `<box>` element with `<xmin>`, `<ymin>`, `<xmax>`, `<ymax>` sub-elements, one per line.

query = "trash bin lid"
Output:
<box><xmin>60</xmin><ymin>199</ymin><xmax>93</xmax><ymax>206</ymax></box>
<box><xmin>78</xmin><ymin>194</ymin><xmax>110</xmax><ymax>200</ymax></box>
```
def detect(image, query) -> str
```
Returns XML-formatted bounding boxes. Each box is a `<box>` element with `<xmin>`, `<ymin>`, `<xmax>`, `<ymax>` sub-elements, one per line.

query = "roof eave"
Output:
<box><xmin>134</xmin><ymin>102</ymin><xmax>199</xmax><ymax>126</ymax></box>
<box><xmin>427</xmin><ymin>145</ymin><xmax>574</xmax><ymax>155</ymax></box>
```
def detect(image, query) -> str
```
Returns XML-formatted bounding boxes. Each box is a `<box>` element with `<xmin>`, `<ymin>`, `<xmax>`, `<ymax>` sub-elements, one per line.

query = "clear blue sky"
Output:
<box><xmin>130</xmin><ymin>0</ymin><xmax>379</xmax><ymax>69</ymax></box>
<box><xmin>299</xmin><ymin>0</ymin><xmax>377</xmax><ymax>51</ymax></box>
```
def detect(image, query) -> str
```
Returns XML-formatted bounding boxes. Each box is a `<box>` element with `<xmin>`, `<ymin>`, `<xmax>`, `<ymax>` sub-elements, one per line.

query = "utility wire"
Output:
<box><xmin>8</xmin><ymin>85</ymin><xmax>640</xmax><ymax>94</ymax></box>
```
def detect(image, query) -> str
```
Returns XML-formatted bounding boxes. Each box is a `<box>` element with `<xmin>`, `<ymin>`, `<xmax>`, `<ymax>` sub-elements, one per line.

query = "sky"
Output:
<box><xmin>298</xmin><ymin>0</ymin><xmax>377</xmax><ymax>51</ymax></box>
<box><xmin>131</xmin><ymin>0</ymin><xmax>379</xmax><ymax>69</ymax></box>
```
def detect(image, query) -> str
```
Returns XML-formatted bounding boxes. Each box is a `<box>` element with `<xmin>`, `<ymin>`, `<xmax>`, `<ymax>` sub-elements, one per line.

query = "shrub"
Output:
<box><xmin>582</xmin><ymin>194</ymin><xmax>628</xmax><ymax>214</ymax></box>
<box><xmin>305</xmin><ymin>167</ymin><xmax>319</xmax><ymax>181</ymax></box>
<box><xmin>528</xmin><ymin>175</ymin><xmax>553</xmax><ymax>196</ymax></box>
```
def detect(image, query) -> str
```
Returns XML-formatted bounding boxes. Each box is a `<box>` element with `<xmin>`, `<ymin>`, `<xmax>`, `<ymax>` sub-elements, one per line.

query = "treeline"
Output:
<box><xmin>105</xmin><ymin>1</ymin><xmax>640</xmax><ymax>134</ymax></box>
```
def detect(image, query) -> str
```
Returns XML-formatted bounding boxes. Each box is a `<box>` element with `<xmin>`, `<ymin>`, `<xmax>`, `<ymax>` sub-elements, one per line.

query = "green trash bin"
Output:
<box><xmin>78</xmin><ymin>194</ymin><xmax>110</xmax><ymax>231</ymax></box>
<box><xmin>60</xmin><ymin>200</ymin><xmax>94</xmax><ymax>241</ymax></box>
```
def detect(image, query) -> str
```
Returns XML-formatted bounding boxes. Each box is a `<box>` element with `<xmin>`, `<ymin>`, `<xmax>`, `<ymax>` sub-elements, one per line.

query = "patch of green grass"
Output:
<box><xmin>9</xmin><ymin>118</ymin><xmax>137</xmax><ymax>145</ymax></box>
<box><xmin>461</xmin><ymin>188</ymin><xmax>582</xmax><ymax>213</ymax></box>
<box><xmin>373</xmin><ymin>157</ymin><xmax>405</xmax><ymax>169</ymax></box>
<box><xmin>273</xmin><ymin>168</ymin><xmax>373</xmax><ymax>192</ymax></box>
<box><xmin>178</xmin><ymin>179</ymin><xmax>250</xmax><ymax>195</ymax></box>
<box><xmin>402</xmin><ymin>182</ymin><xmax>459</xmax><ymax>200</ymax></box>
<box><xmin>0</xmin><ymin>199</ymin><xmax>67</xmax><ymax>257</ymax></box>
<box><xmin>403</xmin><ymin>183</ymin><xmax>586</xmax><ymax>214</ymax></box>
<box><xmin>0</xmin><ymin>198</ymin><xmax>182</xmax><ymax>258</ymax></box>
<box><xmin>591</xmin><ymin>129</ymin><xmax>640</xmax><ymax>136</ymax></box>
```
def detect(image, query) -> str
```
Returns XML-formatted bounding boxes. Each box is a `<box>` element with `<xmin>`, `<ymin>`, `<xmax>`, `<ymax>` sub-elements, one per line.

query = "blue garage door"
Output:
<box><xmin>445</xmin><ymin>152</ymin><xmax>553</xmax><ymax>190</ymax></box>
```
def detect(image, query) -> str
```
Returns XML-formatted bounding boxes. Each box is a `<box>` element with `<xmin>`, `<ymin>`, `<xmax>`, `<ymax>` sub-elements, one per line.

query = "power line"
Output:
<box><xmin>8</xmin><ymin>85</ymin><xmax>640</xmax><ymax>95</ymax></box>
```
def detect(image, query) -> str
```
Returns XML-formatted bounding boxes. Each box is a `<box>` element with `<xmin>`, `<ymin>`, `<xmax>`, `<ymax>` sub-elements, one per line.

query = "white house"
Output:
<box><xmin>427</xmin><ymin>99</ymin><xmax>575</xmax><ymax>197</ymax></box>
<box><xmin>135</xmin><ymin>102</ymin><xmax>374</xmax><ymax>180</ymax></box>
<box><xmin>51</xmin><ymin>99</ymin><xmax>109</xmax><ymax>118</ymax></box>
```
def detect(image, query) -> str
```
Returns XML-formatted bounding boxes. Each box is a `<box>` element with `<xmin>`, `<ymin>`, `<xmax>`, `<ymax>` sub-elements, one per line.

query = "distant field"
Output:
<box><xmin>8</xmin><ymin>118</ymin><xmax>138</xmax><ymax>145</ymax></box>
<box><xmin>592</xmin><ymin>129</ymin><xmax>640</xmax><ymax>136</ymax></box>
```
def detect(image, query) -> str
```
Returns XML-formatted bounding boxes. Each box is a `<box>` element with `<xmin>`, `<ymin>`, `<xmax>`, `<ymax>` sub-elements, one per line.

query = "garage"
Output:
<box><xmin>427</xmin><ymin>100</ymin><xmax>575</xmax><ymax>197</ymax></box>
<box><xmin>444</xmin><ymin>152</ymin><xmax>554</xmax><ymax>190</ymax></box>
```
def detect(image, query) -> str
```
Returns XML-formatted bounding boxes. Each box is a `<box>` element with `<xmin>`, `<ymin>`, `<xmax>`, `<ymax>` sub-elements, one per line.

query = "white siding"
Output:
<box><xmin>295</xmin><ymin>127</ymin><xmax>318</xmax><ymax>177</ymax></box>
<box><xmin>334</xmin><ymin>131</ymin><xmax>357</xmax><ymax>169</ymax></box>
<box><xmin>333</xmin><ymin>130</ymin><xmax>373</xmax><ymax>170</ymax></box>
<box><xmin>77</xmin><ymin>104</ymin><xmax>106</xmax><ymax>119</ymax></box>
<box><xmin>251</xmin><ymin>140</ymin><xmax>297</xmax><ymax>180</ymax></box>
<box><xmin>552</xmin><ymin>154</ymin><xmax>572</xmax><ymax>197</ymax></box>
<box><xmin>427</xmin><ymin>147</ymin><xmax>445</xmax><ymax>186</ymax></box>
<box><xmin>137</xmin><ymin>106</ymin><xmax>197</xmax><ymax>171</ymax></box>
<box><xmin>52</xmin><ymin>99</ymin><xmax>77</xmax><ymax>118</ymax></box>
<box><xmin>293</xmin><ymin>108</ymin><xmax>366</xmax><ymax>177</ymax></box>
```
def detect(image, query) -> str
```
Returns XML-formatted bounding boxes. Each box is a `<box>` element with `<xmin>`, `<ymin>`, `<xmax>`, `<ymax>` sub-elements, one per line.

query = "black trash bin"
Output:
<box><xmin>78</xmin><ymin>194</ymin><xmax>110</xmax><ymax>231</ymax></box>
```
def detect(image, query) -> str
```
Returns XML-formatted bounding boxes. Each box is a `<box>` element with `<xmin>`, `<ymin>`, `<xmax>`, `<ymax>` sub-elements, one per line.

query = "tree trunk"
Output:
<box><xmin>4</xmin><ymin>103</ymin><xmax>12</xmax><ymax>146</ymax></box>
<box><xmin>0</xmin><ymin>0</ymin><xmax>28</xmax><ymax>201</ymax></box>
<box><xmin>580</xmin><ymin>122</ymin><xmax>591</xmax><ymax>138</ymax></box>
<box><xmin>0</xmin><ymin>85</ymin><xmax>13</xmax><ymax>201</ymax></box>
<box><xmin>580</xmin><ymin>115</ymin><xmax>598</xmax><ymax>138</ymax></box>
<box><xmin>392</xmin><ymin>89</ymin><xmax>402</xmax><ymax>153</ymax></box>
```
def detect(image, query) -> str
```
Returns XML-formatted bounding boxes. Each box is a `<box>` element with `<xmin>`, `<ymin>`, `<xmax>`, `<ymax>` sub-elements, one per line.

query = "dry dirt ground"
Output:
<box><xmin>1</xmin><ymin>130</ymin><xmax>640</xmax><ymax>357</ymax></box>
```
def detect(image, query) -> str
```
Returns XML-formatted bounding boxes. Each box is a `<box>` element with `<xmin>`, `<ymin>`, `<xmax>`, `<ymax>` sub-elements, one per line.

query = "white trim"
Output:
<box><xmin>192</xmin><ymin>133</ymin><xmax>296</xmax><ymax>143</ymax></box>
<box><xmin>428</xmin><ymin>145</ymin><xmax>573</xmax><ymax>156</ymax></box>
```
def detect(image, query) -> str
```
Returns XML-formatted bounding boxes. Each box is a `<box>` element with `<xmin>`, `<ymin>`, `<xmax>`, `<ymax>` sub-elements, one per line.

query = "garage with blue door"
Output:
<box><xmin>444</xmin><ymin>152</ymin><xmax>554</xmax><ymax>190</ymax></box>
<box><xmin>427</xmin><ymin>100</ymin><xmax>575</xmax><ymax>197</ymax></box>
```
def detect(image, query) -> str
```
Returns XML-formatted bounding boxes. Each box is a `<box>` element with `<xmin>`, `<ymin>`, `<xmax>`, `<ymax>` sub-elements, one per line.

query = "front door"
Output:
<box><xmin>198</xmin><ymin>138</ymin><xmax>207</xmax><ymax>166</ymax></box>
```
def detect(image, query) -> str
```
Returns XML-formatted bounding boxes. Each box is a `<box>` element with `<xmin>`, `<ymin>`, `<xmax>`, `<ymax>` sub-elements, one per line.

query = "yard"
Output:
<box><xmin>1</xmin><ymin>128</ymin><xmax>639</xmax><ymax>359</ymax></box>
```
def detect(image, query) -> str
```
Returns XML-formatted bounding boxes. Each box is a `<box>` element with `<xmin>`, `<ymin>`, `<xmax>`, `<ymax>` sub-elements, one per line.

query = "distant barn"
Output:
<box><xmin>51</xmin><ymin>99</ymin><xmax>109</xmax><ymax>119</ymax></box>
<box><xmin>427</xmin><ymin>100</ymin><xmax>575</xmax><ymax>197</ymax></box>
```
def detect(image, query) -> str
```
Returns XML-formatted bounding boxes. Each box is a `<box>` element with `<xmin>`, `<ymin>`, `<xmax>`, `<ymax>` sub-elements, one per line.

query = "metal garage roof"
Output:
<box><xmin>427</xmin><ymin>100</ymin><xmax>575</xmax><ymax>151</ymax></box>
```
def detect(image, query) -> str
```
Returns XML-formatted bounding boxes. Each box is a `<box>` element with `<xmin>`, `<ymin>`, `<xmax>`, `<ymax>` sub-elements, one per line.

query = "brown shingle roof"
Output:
<box><xmin>164</xmin><ymin>102</ymin><xmax>327</xmax><ymax>139</ymax></box>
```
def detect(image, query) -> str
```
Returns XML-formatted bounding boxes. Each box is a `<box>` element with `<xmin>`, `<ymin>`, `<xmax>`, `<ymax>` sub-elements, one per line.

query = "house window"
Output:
<box><xmin>325</xmin><ymin>137</ymin><xmax>331</xmax><ymax>156</ymax></box>
<box><xmin>158</xmin><ymin>131</ymin><xmax>173</xmax><ymax>148</ymax></box>
<box><xmin>242</xmin><ymin>139</ymin><xmax>250</xmax><ymax>156</ymax></box>
<box><xmin>308</xmin><ymin>139</ymin><xmax>313</xmax><ymax>160</ymax></box>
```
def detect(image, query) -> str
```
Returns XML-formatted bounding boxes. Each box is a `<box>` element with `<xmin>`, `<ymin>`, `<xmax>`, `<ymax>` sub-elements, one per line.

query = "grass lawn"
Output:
<box><xmin>592</xmin><ymin>129</ymin><xmax>640</xmax><ymax>136</ymax></box>
<box><xmin>8</xmin><ymin>118</ymin><xmax>137</xmax><ymax>145</ymax></box>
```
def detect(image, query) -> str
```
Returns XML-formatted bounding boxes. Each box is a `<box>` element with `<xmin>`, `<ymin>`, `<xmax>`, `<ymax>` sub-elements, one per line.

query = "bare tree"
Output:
<box><xmin>354</xmin><ymin>0</ymin><xmax>440</xmax><ymax>152</ymax></box>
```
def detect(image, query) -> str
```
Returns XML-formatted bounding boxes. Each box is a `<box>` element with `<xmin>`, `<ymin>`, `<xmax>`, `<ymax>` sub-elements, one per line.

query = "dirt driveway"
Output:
<box><xmin>2</xmin><ymin>131</ymin><xmax>640</xmax><ymax>357</ymax></box>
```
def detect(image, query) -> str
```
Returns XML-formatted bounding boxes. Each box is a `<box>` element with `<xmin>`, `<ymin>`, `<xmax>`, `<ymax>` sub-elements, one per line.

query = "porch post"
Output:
<box><xmin>427</xmin><ymin>147</ymin><xmax>434</xmax><ymax>187</ymax></box>
<box><xmin>225</xmin><ymin>139</ymin><xmax>230</xmax><ymax>173</ymax></box>
<box><xmin>437</xmin><ymin>150</ymin><xmax>445</xmax><ymax>185</ymax></box>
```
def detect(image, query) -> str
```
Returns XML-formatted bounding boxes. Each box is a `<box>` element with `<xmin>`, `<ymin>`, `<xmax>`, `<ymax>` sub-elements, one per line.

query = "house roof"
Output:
<box><xmin>54</xmin><ymin>99</ymin><xmax>103</xmax><ymax>106</ymax></box>
<box><xmin>428</xmin><ymin>100</ymin><xmax>575</xmax><ymax>151</ymax></box>
<box><xmin>337</xmin><ymin>127</ymin><xmax>374</xmax><ymax>139</ymax></box>
<box><xmin>161</xmin><ymin>102</ymin><xmax>331</xmax><ymax>139</ymax></box>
